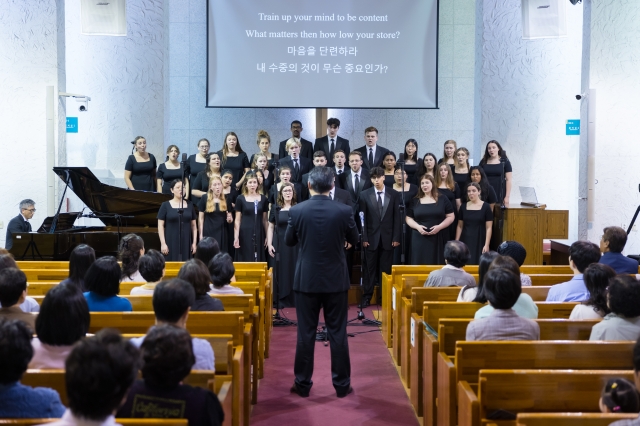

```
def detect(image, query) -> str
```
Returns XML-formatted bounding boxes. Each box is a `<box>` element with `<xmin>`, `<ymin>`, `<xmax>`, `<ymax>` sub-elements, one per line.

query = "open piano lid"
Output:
<box><xmin>53</xmin><ymin>167</ymin><xmax>171</xmax><ymax>228</ymax></box>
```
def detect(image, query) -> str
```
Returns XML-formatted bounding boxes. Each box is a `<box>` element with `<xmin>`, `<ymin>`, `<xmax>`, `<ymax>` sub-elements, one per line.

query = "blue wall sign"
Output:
<box><xmin>566</xmin><ymin>119</ymin><xmax>580</xmax><ymax>136</ymax></box>
<box><xmin>66</xmin><ymin>117</ymin><xmax>78</xmax><ymax>133</ymax></box>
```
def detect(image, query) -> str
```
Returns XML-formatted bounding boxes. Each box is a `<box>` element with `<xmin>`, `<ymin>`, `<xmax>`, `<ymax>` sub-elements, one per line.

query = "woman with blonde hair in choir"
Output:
<box><xmin>198</xmin><ymin>176</ymin><xmax>232</xmax><ymax>253</ymax></box>
<box><xmin>436</xmin><ymin>162</ymin><xmax>461</xmax><ymax>241</ymax></box>
<box><xmin>452</xmin><ymin>147</ymin><xmax>471</xmax><ymax>190</ymax></box>
<box><xmin>439</xmin><ymin>139</ymin><xmax>457</xmax><ymax>165</ymax></box>
<box><xmin>233</xmin><ymin>172</ymin><xmax>268</xmax><ymax>261</ymax></box>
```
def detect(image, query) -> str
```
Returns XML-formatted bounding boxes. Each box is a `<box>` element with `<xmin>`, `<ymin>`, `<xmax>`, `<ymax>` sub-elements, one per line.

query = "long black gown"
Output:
<box><xmin>452</xmin><ymin>169</ymin><xmax>471</xmax><ymax>192</ymax></box>
<box><xmin>437</xmin><ymin>184</ymin><xmax>461</xmax><ymax>241</ymax></box>
<box><xmin>403</xmin><ymin>163</ymin><xmax>418</xmax><ymax>185</ymax></box>
<box><xmin>269</xmin><ymin>208</ymin><xmax>297</xmax><ymax>308</ymax></box>
<box><xmin>224</xmin><ymin>191</ymin><xmax>237</xmax><ymax>258</ymax></box>
<box><xmin>479</xmin><ymin>160</ymin><xmax>512</xmax><ymax>203</ymax></box>
<box><xmin>383</xmin><ymin>174</ymin><xmax>395</xmax><ymax>189</ymax></box>
<box><xmin>407</xmin><ymin>197</ymin><xmax>454</xmax><ymax>265</ymax></box>
<box><xmin>125</xmin><ymin>154</ymin><xmax>157</xmax><ymax>191</ymax></box>
<box><xmin>393</xmin><ymin>183</ymin><xmax>418</xmax><ymax>265</ymax></box>
<box><xmin>187</xmin><ymin>155</ymin><xmax>207</xmax><ymax>203</ymax></box>
<box><xmin>156</xmin><ymin>163</ymin><xmax>185</xmax><ymax>194</ymax></box>
<box><xmin>458</xmin><ymin>202</ymin><xmax>494</xmax><ymax>264</ymax></box>
<box><xmin>219</xmin><ymin>151</ymin><xmax>250</xmax><ymax>188</ymax></box>
<box><xmin>158</xmin><ymin>200</ymin><xmax>195</xmax><ymax>261</ymax></box>
<box><xmin>197</xmin><ymin>195</ymin><xmax>229</xmax><ymax>254</ymax></box>
<box><xmin>235</xmin><ymin>194</ymin><xmax>268</xmax><ymax>262</ymax></box>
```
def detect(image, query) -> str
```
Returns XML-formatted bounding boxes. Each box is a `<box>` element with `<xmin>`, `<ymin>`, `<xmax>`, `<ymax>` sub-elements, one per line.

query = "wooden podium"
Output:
<box><xmin>492</xmin><ymin>204</ymin><xmax>568</xmax><ymax>265</ymax></box>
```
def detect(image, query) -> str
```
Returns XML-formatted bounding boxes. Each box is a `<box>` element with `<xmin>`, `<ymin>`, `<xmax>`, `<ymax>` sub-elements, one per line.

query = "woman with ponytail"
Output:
<box><xmin>119</xmin><ymin>234</ymin><xmax>145</xmax><ymax>282</ymax></box>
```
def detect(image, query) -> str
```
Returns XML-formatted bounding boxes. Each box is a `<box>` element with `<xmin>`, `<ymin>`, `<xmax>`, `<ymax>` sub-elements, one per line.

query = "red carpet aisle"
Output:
<box><xmin>250</xmin><ymin>306</ymin><xmax>420</xmax><ymax>426</ymax></box>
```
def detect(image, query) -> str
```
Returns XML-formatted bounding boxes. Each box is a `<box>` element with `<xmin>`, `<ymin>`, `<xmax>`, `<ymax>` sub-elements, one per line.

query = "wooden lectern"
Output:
<box><xmin>492</xmin><ymin>204</ymin><xmax>568</xmax><ymax>265</ymax></box>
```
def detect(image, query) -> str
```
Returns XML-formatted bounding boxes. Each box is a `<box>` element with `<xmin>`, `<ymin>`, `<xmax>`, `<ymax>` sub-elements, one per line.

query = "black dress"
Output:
<box><xmin>268</xmin><ymin>182</ymin><xmax>303</xmax><ymax>207</ymax></box>
<box><xmin>197</xmin><ymin>195</ymin><xmax>229</xmax><ymax>253</ymax></box>
<box><xmin>156</xmin><ymin>163</ymin><xmax>185</xmax><ymax>194</ymax></box>
<box><xmin>224</xmin><ymin>191</ymin><xmax>237</xmax><ymax>258</ymax></box>
<box><xmin>392</xmin><ymin>183</ymin><xmax>418</xmax><ymax>264</ymax></box>
<box><xmin>235</xmin><ymin>194</ymin><xmax>268</xmax><ymax>262</ymax></box>
<box><xmin>407</xmin><ymin>197</ymin><xmax>454</xmax><ymax>265</ymax></box>
<box><xmin>187</xmin><ymin>154</ymin><xmax>207</xmax><ymax>184</ymax></box>
<box><xmin>250</xmin><ymin>153</ymin><xmax>280</xmax><ymax>172</ymax></box>
<box><xmin>158</xmin><ymin>200</ymin><xmax>196</xmax><ymax>261</ymax></box>
<box><xmin>452</xmin><ymin>169</ymin><xmax>471</xmax><ymax>192</ymax></box>
<box><xmin>458</xmin><ymin>202</ymin><xmax>494</xmax><ymax>265</ymax></box>
<box><xmin>269</xmin><ymin>208</ymin><xmax>297</xmax><ymax>308</ymax></box>
<box><xmin>403</xmin><ymin>163</ymin><xmax>418</xmax><ymax>185</ymax></box>
<box><xmin>219</xmin><ymin>151</ymin><xmax>250</xmax><ymax>188</ymax></box>
<box><xmin>254</xmin><ymin>168</ymin><xmax>274</xmax><ymax>197</ymax></box>
<box><xmin>125</xmin><ymin>154</ymin><xmax>157</xmax><ymax>191</ymax></box>
<box><xmin>383</xmin><ymin>174</ymin><xmax>395</xmax><ymax>189</ymax></box>
<box><xmin>479</xmin><ymin>160</ymin><xmax>512</xmax><ymax>203</ymax></box>
<box><xmin>438</xmin><ymin>184</ymin><xmax>461</xmax><ymax>241</ymax></box>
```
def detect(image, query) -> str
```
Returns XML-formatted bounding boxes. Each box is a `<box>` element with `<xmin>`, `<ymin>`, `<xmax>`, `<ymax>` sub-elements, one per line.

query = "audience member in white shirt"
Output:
<box><xmin>130</xmin><ymin>249</ymin><xmax>165</xmax><ymax>295</ymax></box>
<box><xmin>208</xmin><ymin>253</ymin><xmax>244</xmax><ymax>295</ymax></box>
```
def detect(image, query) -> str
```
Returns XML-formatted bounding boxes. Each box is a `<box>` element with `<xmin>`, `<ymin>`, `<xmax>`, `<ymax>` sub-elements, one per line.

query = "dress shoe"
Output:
<box><xmin>336</xmin><ymin>386</ymin><xmax>353</xmax><ymax>398</ymax></box>
<box><xmin>290</xmin><ymin>384</ymin><xmax>309</xmax><ymax>397</ymax></box>
<box><xmin>359</xmin><ymin>299</ymin><xmax>371</xmax><ymax>308</ymax></box>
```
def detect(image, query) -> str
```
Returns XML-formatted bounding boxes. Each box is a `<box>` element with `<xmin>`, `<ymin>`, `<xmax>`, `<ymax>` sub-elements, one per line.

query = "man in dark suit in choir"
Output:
<box><xmin>314</xmin><ymin>118</ymin><xmax>350</xmax><ymax>168</ymax></box>
<box><xmin>359</xmin><ymin>167</ymin><xmax>401</xmax><ymax>307</ymax></box>
<box><xmin>278</xmin><ymin>120</ymin><xmax>314</xmax><ymax>161</ymax></box>
<box><xmin>301</xmin><ymin>151</ymin><xmax>328</xmax><ymax>201</ymax></box>
<box><xmin>279</xmin><ymin>139</ymin><xmax>311</xmax><ymax>184</ymax></box>
<box><xmin>340</xmin><ymin>151</ymin><xmax>371</xmax><ymax>212</ymax></box>
<box><xmin>285</xmin><ymin>167</ymin><xmax>359</xmax><ymax>398</ymax></box>
<box><xmin>5</xmin><ymin>199</ymin><xmax>36</xmax><ymax>250</ymax></box>
<box><xmin>355</xmin><ymin>126</ymin><xmax>390</xmax><ymax>172</ymax></box>
<box><xmin>333</xmin><ymin>149</ymin><xmax>347</xmax><ymax>186</ymax></box>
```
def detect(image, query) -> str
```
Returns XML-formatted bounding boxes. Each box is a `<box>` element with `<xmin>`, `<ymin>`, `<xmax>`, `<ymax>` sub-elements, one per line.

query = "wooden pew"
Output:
<box><xmin>215</xmin><ymin>378</ymin><xmax>234</xmax><ymax>426</ymax></box>
<box><xmin>458</xmin><ymin>369</ymin><xmax>635</xmax><ymax>426</ymax></box>
<box><xmin>437</xmin><ymin>341</ymin><xmax>634</xmax><ymax>426</ymax></box>
<box><xmin>516</xmin><ymin>412</ymin><xmax>638</xmax><ymax>426</ymax></box>
<box><xmin>0</xmin><ymin>421</ymin><xmax>188</xmax><ymax>426</ymax></box>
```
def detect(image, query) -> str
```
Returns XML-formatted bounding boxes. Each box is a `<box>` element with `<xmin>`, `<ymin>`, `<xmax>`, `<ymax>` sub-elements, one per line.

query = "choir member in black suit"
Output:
<box><xmin>355</xmin><ymin>126</ymin><xmax>390</xmax><ymax>172</ymax></box>
<box><xmin>382</xmin><ymin>151</ymin><xmax>397</xmax><ymax>188</ymax></box>
<box><xmin>332</xmin><ymin>186</ymin><xmax>353</xmax><ymax>208</ymax></box>
<box><xmin>452</xmin><ymin>147</ymin><xmax>471</xmax><ymax>190</ymax></box>
<box><xmin>468</xmin><ymin>166</ymin><xmax>498</xmax><ymax>208</ymax></box>
<box><xmin>479</xmin><ymin>140</ymin><xmax>512</xmax><ymax>205</ymax></box>
<box><xmin>278</xmin><ymin>120</ymin><xmax>314</xmax><ymax>161</ymax></box>
<box><xmin>158</xmin><ymin>180</ymin><xmax>197</xmax><ymax>261</ymax></box>
<box><xmin>233</xmin><ymin>172</ymin><xmax>268</xmax><ymax>262</ymax></box>
<box><xmin>285</xmin><ymin>167</ymin><xmax>359</xmax><ymax>398</ymax></box>
<box><xmin>402</xmin><ymin>139</ymin><xmax>419</xmax><ymax>184</ymax></box>
<box><xmin>416</xmin><ymin>152</ymin><xmax>438</xmax><ymax>180</ymax></box>
<box><xmin>332</xmin><ymin>149</ymin><xmax>348</xmax><ymax>181</ymax></box>
<box><xmin>359</xmin><ymin>167</ymin><xmax>401</xmax><ymax>307</ymax></box>
<box><xmin>279</xmin><ymin>139</ymin><xmax>311</xmax><ymax>184</ymax></box>
<box><xmin>456</xmin><ymin>182</ymin><xmax>494</xmax><ymax>265</ymax></box>
<box><xmin>250</xmin><ymin>130</ymin><xmax>279</xmax><ymax>172</ymax></box>
<box><xmin>5</xmin><ymin>199</ymin><xmax>35</xmax><ymax>250</ymax></box>
<box><xmin>340</xmin><ymin>151</ymin><xmax>372</xmax><ymax>213</ymax></box>
<box><xmin>187</xmin><ymin>138</ymin><xmax>211</xmax><ymax>197</ymax></box>
<box><xmin>124</xmin><ymin>136</ymin><xmax>156</xmax><ymax>191</ymax></box>
<box><xmin>219</xmin><ymin>132</ymin><xmax>251</xmax><ymax>191</ymax></box>
<box><xmin>436</xmin><ymin>162</ymin><xmax>462</xmax><ymax>241</ymax></box>
<box><xmin>157</xmin><ymin>145</ymin><xmax>188</xmax><ymax>195</ymax></box>
<box><xmin>438</xmin><ymin>139</ymin><xmax>457</xmax><ymax>166</ymax></box>
<box><xmin>191</xmin><ymin>152</ymin><xmax>222</xmax><ymax>204</ymax></box>
<box><xmin>314</xmin><ymin>117</ymin><xmax>350</xmax><ymax>167</ymax></box>
<box><xmin>300</xmin><ymin>151</ymin><xmax>328</xmax><ymax>201</ymax></box>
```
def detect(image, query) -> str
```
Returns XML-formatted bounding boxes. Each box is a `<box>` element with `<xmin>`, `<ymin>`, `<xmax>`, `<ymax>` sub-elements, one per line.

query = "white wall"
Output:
<box><xmin>480</xmin><ymin>0</ymin><xmax>583</xmax><ymax>241</ymax></box>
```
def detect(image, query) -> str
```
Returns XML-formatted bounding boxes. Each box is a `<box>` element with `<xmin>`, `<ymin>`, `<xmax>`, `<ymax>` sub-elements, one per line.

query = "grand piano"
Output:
<box><xmin>9</xmin><ymin>167</ymin><xmax>171</xmax><ymax>260</ymax></box>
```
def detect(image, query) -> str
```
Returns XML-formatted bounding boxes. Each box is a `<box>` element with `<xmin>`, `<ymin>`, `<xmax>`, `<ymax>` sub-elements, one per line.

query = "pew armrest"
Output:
<box><xmin>458</xmin><ymin>380</ymin><xmax>479</xmax><ymax>426</ymax></box>
<box><xmin>437</xmin><ymin>352</ymin><xmax>456</xmax><ymax>426</ymax></box>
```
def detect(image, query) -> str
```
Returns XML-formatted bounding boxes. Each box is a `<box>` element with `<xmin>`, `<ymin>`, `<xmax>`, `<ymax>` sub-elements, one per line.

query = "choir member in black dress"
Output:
<box><xmin>456</xmin><ymin>182</ymin><xmax>493</xmax><ymax>265</ymax></box>
<box><xmin>158</xmin><ymin>179</ymin><xmax>197</xmax><ymax>261</ymax></box>
<box><xmin>197</xmin><ymin>176</ymin><xmax>232</xmax><ymax>253</ymax></box>
<box><xmin>221</xmin><ymin>170</ymin><xmax>238</xmax><ymax>257</ymax></box>
<box><xmin>452</xmin><ymin>147</ymin><xmax>471</xmax><ymax>190</ymax></box>
<box><xmin>187</xmin><ymin>138</ymin><xmax>210</xmax><ymax>197</ymax></box>
<box><xmin>416</xmin><ymin>152</ymin><xmax>438</xmax><ymax>180</ymax></box>
<box><xmin>251</xmin><ymin>153</ymin><xmax>274</xmax><ymax>195</ymax></box>
<box><xmin>382</xmin><ymin>151</ymin><xmax>397</xmax><ymax>188</ymax></box>
<box><xmin>439</xmin><ymin>139</ymin><xmax>457</xmax><ymax>166</ymax></box>
<box><xmin>250</xmin><ymin>130</ymin><xmax>279</xmax><ymax>172</ymax></box>
<box><xmin>124</xmin><ymin>136</ymin><xmax>157</xmax><ymax>191</ymax></box>
<box><xmin>267</xmin><ymin>182</ymin><xmax>298</xmax><ymax>308</ymax></box>
<box><xmin>406</xmin><ymin>174</ymin><xmax>455</xmax><ymax>265</ymax></box>
<box><xmin>156</xmin><ymin>145</ymin><xmax>188</xmax><ymax>195</ymax></box>
<box><xmin>219</xmin><ymin>132</ymin><xmax>251</xmax><ymax>191</ymax></box>
<box><xmin>468</xmin><ymin>166</ymin><xmax>498</xmax><ymax>208</ymax></box>
<box><xmin>436</xmin><ymin>162</ymin><xmax>462</xmax><ymax>241</ymax></box>
<box><xmin>233</xmin><ymin>172</ymin><xmax>269</xmax><ymax>262</ymax></box>
<box><xmin>478</xmin><ymin>140</ymin><xmax>512</xmax><ymax>205</ymax></box>
<box><xmin>402</xmin><ymin>139</ymin><xmax>419</xmax><ymax>184</ymax></box>
<box><xmin>392</xmin><ymin>167</ymin><xmax>418</xmax><ymax>264</ymax></box>
<box><xmin>191</xmin><ymin>152</ymin><xmax>221</xmax><ymax>204</ymax></box>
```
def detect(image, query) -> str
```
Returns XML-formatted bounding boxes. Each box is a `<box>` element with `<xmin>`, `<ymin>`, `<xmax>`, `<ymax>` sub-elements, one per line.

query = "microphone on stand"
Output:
<box><xmin>181</xmin><ymin>153</ymin><xmax>187</xmax><ymax>163</ymax></box>
<box><xmin>359</xmin><ymin>211</ymin><xmax>365</xmax><ymax>229</ymax></box>
<box><xmin>254</xmin><ymin>200</ymin><xmax>258</xmax><ymax>215</ymax></box>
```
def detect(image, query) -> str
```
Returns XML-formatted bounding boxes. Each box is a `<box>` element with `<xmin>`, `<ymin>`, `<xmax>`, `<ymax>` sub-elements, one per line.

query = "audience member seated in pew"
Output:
<box><xmin>475</xmin><ymin>255</ymin><xmax>538</xmax><ymax>319</ymax></box>
<box><xmin>119</xmin><ymin>233</ymin><xmax>146</xmax><ymax>282</ymax></box>
<box><xmin>424</xmin><ymin>241</ymin><xmax>476</xmax><ymax>288</ymax></box>
<box><xmin>130</xmin><ymin>278</ymin><xmax>214</xmax><ymax>370</ymax></box>
<box><xmin>118</xmin><ymin>325</ymin><xmax>224</xmax><ymax>426</ymax></box>
<box><xmin>30</xmin><ymin>283</ymin><xmax>89</xmax><ymax>369</ymax></box>
<box><xmin>0</xmin><ymin>268</ymin><xmax>37</xmax><ymax>328</ymax></box>
<box><xmin>546</xmin><ymin>240</ymin><xmax>601</xmax><ymax>302</ymax></box>
<box><xmin>179</xmin><ymin>259</ymin><xmax>224</xmax><ymax>311</ymax></box>
<box><xmin>458</xmin><ymin>251</ymin><xmax>498</xmax><ymax>302</ymax></box>
<box><xmin>60</xmin><ymin>244</ymin><xmax>95</xmax><ymax>292</ymax></box>
<box><xmin>130</xmin><ymin>249</ymin><xmax>166</xmax><ymax>295</ymax></box>
<box><xmin>610</xmin><ymin>337</ymin><xmax>640</xmax><ymax>426</ymax></box>
<box><xmin>599</xmin><ymin>226</ymin><xmax>640</xmax><ymax>274</ymax></box>
<box><xmin>0</xmin><ymin>317</ymin><xmax>65</xmax><ymax>418</ymax></box>
<box><xmin>599</xmin><ymin>378</ymin><xmax>640</xmax><ymax>415</ymax></box>
<box><xmin>209</xmin><ymin>253</ymin><xmax>243</xmax><ymax>296</ymax></box>
<box><xmin>83</xmin><ymin>257</ymin><xmax>133</xmax><ymax>312</ymax></box>
<box><xmin>466</xmin><ymin>268</ymin><xmax>540</xmax><ymax>341</ymax></box>
<box><xmin>570</xmin><ymin>263</ymin><xmax>615</xmax><ymax>320</ymax></box>
<box><xmin>42</xmin><ymin>329</ymin><xmax>141</xmax><ymax>426</ymax></box>
<box><xmin>590</xmin><ymin>275</ymin><xmax>640</xmax><ymax>341</ymax></box>
<box><xmin>496</xmin><ymin>240</ymin><xmax>531</xmax><ymax>286</ymax></box>
<box><xmin>0</xmin><ymin>254</ymin><xmax>39</xmax><ymax>313</ymax></box>
<box><xmin>194</xmin><ymin>236</ymin><xmax>221</xmax><ymax>267</ymax></box>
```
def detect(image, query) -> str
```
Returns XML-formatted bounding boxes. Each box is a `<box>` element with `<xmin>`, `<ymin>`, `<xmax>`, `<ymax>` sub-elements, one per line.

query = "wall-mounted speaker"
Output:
<box><xmin>81</xmin><ymin>0</ymin><xmax>127</xmax><ymax>36</ymax></box>
<box><xmin>521</xmin><ymin>0</ymin><xmax>567</xmax><ymax>39</ymax></box>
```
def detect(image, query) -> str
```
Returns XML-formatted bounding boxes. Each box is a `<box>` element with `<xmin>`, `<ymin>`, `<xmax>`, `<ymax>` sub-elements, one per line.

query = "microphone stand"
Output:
<box><xmin>253</xmin><ymin>200</ymin><xmax>259</xmax><ymax>262</ymax></box>
<box><xmin>397</xmin><ymin>154</ymin><xmax>407</xmax><ymax>264</ymax></box>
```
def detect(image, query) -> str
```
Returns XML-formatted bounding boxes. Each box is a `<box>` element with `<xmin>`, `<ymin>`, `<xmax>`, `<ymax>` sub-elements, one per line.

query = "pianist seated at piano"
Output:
<box><xmin>83</xmin><ymin>257</ymin><xmax>133</xmax><ymax>312</ymax></box>
<box><xmin>5</xmin><ymin>199</ymin><xmax>35</xmax><ymax>250</ymax></box>
<box><xmin>119</xmin><ymin>234</ymin><xmax>146</xmax><ymax>282</ymax></box>
<box><xmin>158</xmin><ymin>179</ymin><xmax>197</xmax><ymax>261</ymax></box>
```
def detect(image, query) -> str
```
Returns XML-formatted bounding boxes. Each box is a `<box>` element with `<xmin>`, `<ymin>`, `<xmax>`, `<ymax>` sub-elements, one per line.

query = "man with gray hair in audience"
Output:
<box><xmin>423</xmin><ymin>240</ymin><xmax>476</xmax><ymax>288</ymax></box>
<box><xmin>5</xmin><ymin>199</ymin><xmax>36</xmax><ymax>250</ymax></box>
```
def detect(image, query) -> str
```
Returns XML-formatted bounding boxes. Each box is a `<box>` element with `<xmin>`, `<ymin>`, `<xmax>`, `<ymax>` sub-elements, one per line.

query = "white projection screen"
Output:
<box><xmin>206</xmin><ymin>0</ymin><xmax>439</xmax><ymax>109</ymax></box>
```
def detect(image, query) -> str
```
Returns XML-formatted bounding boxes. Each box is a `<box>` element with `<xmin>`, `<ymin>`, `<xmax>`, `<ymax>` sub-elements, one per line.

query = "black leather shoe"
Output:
<box><xmin>336</xmin><ymin>386</ymin><xmax>353</xmax><ymax>398</ymax></box>
<box><xmin>359</xmin><ymin>299</ymin><xmax>371</xmax><ymax>308</ymax></box>
<box><xmin>290</xmin><ymin>384</ymin><xmax>309</xmax><ymax>397</ymax></box>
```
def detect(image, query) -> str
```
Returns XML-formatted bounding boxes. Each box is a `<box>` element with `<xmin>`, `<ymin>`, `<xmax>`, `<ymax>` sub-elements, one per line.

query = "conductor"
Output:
<box><xmin>285</xmin><ymin>166</ymin><xmax>359</xmax><ymax>398</ymax></box>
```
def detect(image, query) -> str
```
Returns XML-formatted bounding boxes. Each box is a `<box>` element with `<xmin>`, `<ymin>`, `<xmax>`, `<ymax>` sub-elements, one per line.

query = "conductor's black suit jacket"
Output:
<box><xmin>285</xmin><ymin>195</ymin><xmax>359</xmax><ymax>293</ymax></box>
<box><xmin>358</xmin><ymin>187</ymin><xmax>401</xmax><ymax>251</ymax></box>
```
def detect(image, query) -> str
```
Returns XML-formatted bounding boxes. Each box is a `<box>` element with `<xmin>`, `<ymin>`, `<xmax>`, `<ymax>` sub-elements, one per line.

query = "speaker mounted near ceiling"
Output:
<box><xmin>521</xmin><ymin>0</ymin><xmax>568</xmax><ymax>40</ymax></box>
<box><xmin>81</xmin><ymin>0</ymin><xmax>127</xmax><ymax>36</ymax></box>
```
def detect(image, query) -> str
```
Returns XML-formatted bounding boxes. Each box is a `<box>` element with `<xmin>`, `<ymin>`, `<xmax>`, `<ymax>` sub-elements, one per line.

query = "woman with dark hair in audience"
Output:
<box><xmin>0</xmin><ymin>254</ymin><xmax>39</xmax><ymax>313</ymax></box>
<box><xmin>119</xmin><ymin>233</ymin><xmax>145</xmax><ymax>282</ymax></box>
<box><xmin>457</xmin><ymin>251</ymin><xmax>499</xmax><ymax>302</ymax></box>
<box><xmin>0</xmin><ymin>317</ymin><xmax>65</xmax><ymax>418</ymax></box>
<box><xmin>416</xmin><ymin>152</ymin><xmax>438</xmax><ymax>180</ymax></box>
<box><xmin>194</xmin><ymin>237</ymin><xmax>221</xmax><ymax>267</ymax></box>
<box><xmin>479</xmin><ymin>140</ymin><xmax>512</xmax><ymax>205</ymax></box>
<box><xmin>218</xmin><ymin>132</ymin><xmax>251</xmax><ymax>191</ymax></box>
<box><xmin>570</xmin><ymin>263</ymin><xmax>615</xmax><ymax>320</ymax></box>
<box><xmin>452</xmin><ymin>147</ymin><xmax>471</xmax><ymax>189</ymax></box>
<box><xmin>208</xmin><ymin>253</ymin><xmax>243</xmax><ymax>296</ymax></box>
<box><xmin>157</xmin><ymin>145</ymin><xmax>188</xmax><ymax>196</ymax></box>
<box><xmin>191</xmin><ymin>151</ymin><xmax>222</xmax><ymax>205</ymax></box>
<box><xmin>590</xmin><ymin>275</ymin><xmax>640</xmax><ymax>341</ymax></box>
<box><xmin>382</xmin><ymin>151</ymin><xmax>397</xmax><ymax>188</ymax></box>
<box><xmin>456</xmin><ymin>182</ymin><xmax>493</xmax><ymax>264</ymax></box>
<box><xmin>130</xmin><ymin>249</ymin><xmax>166</xmax><ymax>295</ymax></box>
<box><xmin>158</xmin><ymin>179</ymin><xmax>197</xmax><ymax>261</ymax></box>
<box><xmin>497</xmin><ymin>240</ymin><xmax>531</xmax><ymax>286</ymax></box>
<box><xmin>30</xmin><ymin>282</ymin><xmax>90</xmax><ymax>369</ymax></box>
<box><xmin>187</xmin><ymin>138</ymin><xmax>211</xmax><ymax>199</ymax></box>
<box><xmin>178</xmin><ymin>259</ymin><xmax>223</xmax><ymax>311</ymax></box>
<box><xmin>117</xmin><ymin>325</ymin><xmax>224</xmax><ymax>426</ymax></box>
<box><xmin>599</xmin><ymin>378</ymin><xmax>640</xmax><ymax>414</ymax></box>
<box><xmin>402</xmin><ymin>139</ymin><xmax>419</xmax><ymax>184</ymax></box>
<box><xmin>234</xmin><ymin>172</ymin><xmax>269</xmax><ymax>262</ymax></box>
<box><xmin>436</xmin><ymin>162</ymin><xmax>462</xmax><ymax>241</ymax></box>
<box><xmin>466</xmin><ymin>166</ymin><xmax>497</xmax><ymax>208</ymax></box>
<box><xmin>439</xmin><ymin>140</ymin><xmax>457</xmax><ymax>165</ymax></box>
<box><xmin>61</xmin><ymin>244</ymin><xmax>96</xmax><ymax>291</ymax></box>
<box><xmin>124</xmin><ymin>136</ymin><xmax>157</xmax><ymax>191</ymax></box>
<box><xmin>84</xmin><ymin>256</ymin><xmax>132</xmax><ymax>312</ymax></box>
<box><xmin>392</xmin><ymin>167</ymin><xmax>418</xmax><ymax>264</ymax></box>
<box><xmin>198</xmin><ymin>176</ymin><xmax>232</xmax><ymax>252</ymax></box>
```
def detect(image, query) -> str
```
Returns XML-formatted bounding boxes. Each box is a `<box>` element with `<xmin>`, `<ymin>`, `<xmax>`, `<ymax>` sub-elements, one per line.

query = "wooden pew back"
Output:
<box><xmin>516</xmin><ymin>413</ymin><xmax>638</xmax><ymax>426</ymax></box>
